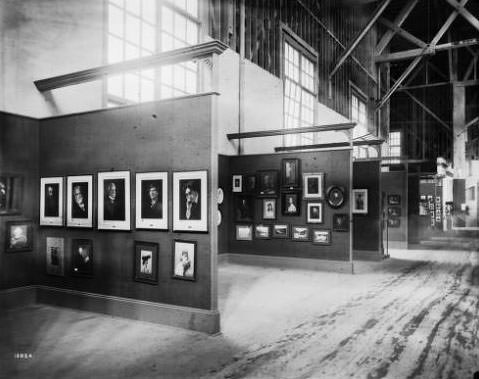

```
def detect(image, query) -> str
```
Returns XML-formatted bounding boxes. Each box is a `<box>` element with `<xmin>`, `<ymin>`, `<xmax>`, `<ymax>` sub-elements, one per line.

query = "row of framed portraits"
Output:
<box><xmin>40</xmin><ymin>170</ymin><xmax>208</xmax><ymax>232</ymax></box>
<box><xmin>45</xmin><ymin>237</ymin><xmax>198</xmax><ymax>283</ymax></box>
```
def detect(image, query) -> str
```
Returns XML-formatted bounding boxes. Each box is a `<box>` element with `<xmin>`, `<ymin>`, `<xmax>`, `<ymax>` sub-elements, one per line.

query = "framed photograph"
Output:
<box><xmin>135</xmin><ymin>172</ymin><xmax>168</xmax><ymax>230</ymax></box>
<box><xmin>303</xmin><ymin>173</ymin><xmax>324</xmax><ymax>199</ymax></box>
<box><xmin>292</xmin><ymin>225</ymin><xmax>310</xmax><ymax>241</ymax></box>
<box><xmin>235</xmin><ymin>195</ymin><xmax>255</xmax><ymax>222</ymax></box>
<box><xmin>134</xmin><ymin>241</ymin><xmax>158</xmax><ymax>284</ymax></box>
<box><xmin>172</xmin><ymin>239</ymin><xmax>196</xmax><ymax>281</ymax></box>
<box><xmin>327</xmin><ymin>185</ymin><xmax>346</xmax><ymax>209</ymax></box>
<box><xmin>388</xmin><ymin>207</ymin><xmax>401</xmax><ymax>218</ymax></box>
<box><xmin>254</xmin><ymin>224</ymin><xmax>271</xmax><ymax>239</ymax></box>
<box><xmin>281</xmin><ymin>158</ymin><xmax>300</xmax><ymax>188</ymax></box>
<box><xmin>262</xmin><ymin>198</ymin><xmax>277</xmax><ymax>220</ymax></box>
<box><xmin>72</xmin><ymin>239</ymin><xmax>93</xmax><ymax>276</ymax></box>
<box><xmin>0</xmin><ymin>174</ymin><xmax>23</xmax><ymax>215</ymax></box>
<box><xmin>46</xmin><ymin>237</ymin><xmax>65</xmax><ymax>276</ymax></box>
<box><xmin>66</xmin><ymin>175</ymin><xmax>93</xmax><ymax>228</ymax></box>
<box><xmin>173</xmin><ymin>170</ymin><xmax>208</xmax><ymax>232</ymax></box>
<box><xmin>40</xmin><ymin>177</ymin><xmax>64</xmax><ymax>226</ymax></box>
<box><xmin>232</xmin><ymin>175</ymin><xmax>242</xmax><ymax>193</ymax></box>
<box><xmin>282</xmin><ymin>191</ymin><xmax>301</xmax><ymax>216</ymax></box>
<box><xmin>272</xmin><ymin>224</ymin><xmax>290</xmax><ymax>239</ymax></box>
<box><xmin>97</xmin><ymin>171</ymin><xmax>131</xmax><ymax>231</ymax></box>
<box><xmin>352</xmin><ymin>189</ymin><xmax>368</xmax><ymax>214</ymax></box>
<box><xmin>5</xmin><ymin>220</ymin><xmax>33</xmax><ymax>253</ymax></box>
<box><xmin>245</xmin><ymin>174</ymin><xmax>257</xmax><ymax>194</ymax></box>
<box><xmin>312</xmin><ymin>229</ymin><xmax>332</xmax><ymax>245</ymax></box>
<box><xmin>217</xmin><ymin>188</ymin><xmax>224</xmax><ymax>204</ymax></box>
<box><xmin>258</xmin><ymin>170</ymin><xmax>278</xmax><ymax>197</ymax></box>
<box><xmin>388</xmin><ymin>194</ymin><xmax>401</xmax><ymax>205</ymax></box>
<box><xmin>307</xmin><ymin>202</ymin><xmax>323</xmax><ymax>223</ymax></box>
<box><xmin>236</xmin><ymin>224</ymin><xmax>253</xmax><ymax>241</ymax></box>
<box><xmin>333</xmin><ymin>213</ymin><xmax>349</xmax><ymax>232</ymax></box>
<box><xmin>388</xmin><ymin>218</ymin><xmax>401</xmax><ymax>227</ymax></box>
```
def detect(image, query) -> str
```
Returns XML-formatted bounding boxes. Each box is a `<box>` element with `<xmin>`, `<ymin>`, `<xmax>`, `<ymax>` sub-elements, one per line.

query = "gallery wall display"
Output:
<box><xmin>173</xmin><ymin>170</ymin><xmax>208</xmax><ymax>232</ymax></box>
<box><xmin>235</xmin><ymin>195</ymin><xmax>255</xmax><ymax>222</ymax></box>
<box><xmin>262</xmin><ymin>198</ymin><xmax>277</xmax><ymax>220</ymax></box>
<box><xmin>352</xmin><ymin>189</ymin><xmax>368</xmax><ymax>214</ymax></box>
<box><xmin>292</xmin><ymin>225</ymin><xmax>310</xmax><ymax>241</ymax></box>
<box><xmin>232</xmin><ymin>175</ymin><xmax>242</xmax><ymax>193</ymax></box>
<box><xmin>312</xmin><ymin>229</ymin><xmax>331</xmax><ymax>245</ymax></box>
<box><xmin>172</xmin><ymin>239</ymin><xmax>196</xmax><ymax>281</ymax></box>
<box><xmin>281</xmin><ymin>158</ymin><xmax>300</xmax><ymax>188</ymax></box>
<box><xmin>66</xmin><ymin>175</ymin><xmax>93</xmax><ymax>228</ymax></box>
<box><xmin>72</xmin><ymin>238</ymin><xmax>93</xmax><ymax>276</ymax></box>
<box><xmin>255</xmin><ymin>224</ymin><xmax>271</xmax><ymax>239</ymax></box>
<box><xmin>46</xmin><ymin>237</ymin><xmax>65</xmax><ymax>276</ymax></box>
<box><xmin>327</xmin><ymin>186</ymin><xmax>346</xmax><ymax>209</ymax></box>
<box><xmin>134</xmin><ymin>241</ymin><xmax>158</xmax><ymax>284</ymax></box>
<box><xmin>0</xmin><ymin>174</ymin><xmax>23</xmax><ymax>216</ymax></box>
<box><xmin>258</xmin><ymin>170</ymin><xmax>278</xmax><ymax>197</ymax></box>
<box><xmin>40</xmin><ymin>177</ymin><xmax>64</xmax><ymax>226</ymax></box>
<box><xmin>236</xmin><ymin>224</ymin><xmax>253</xmax><ymax>241</ymax></box>
<box><xmin>5</xmin><ymin>220</ymin><xmax>33</xmax><ymax>253</ymax></box>
<box><xmin>272</xmin><ymin>224</ymin><xmax>290</xmax><ymax>239</ymax></box>
<box><xmin>97</xmin><ymin>171</ymin><xmax>131</xmax><ymax>231</ymax></box>
<box><xmin>135</xmin><ymin>172</ymin><xmax>168</xmax><ymax>230</ymax></box>
<box><xmin>282</xmin><ymin>191</ymin><xmax>301</xmax><ymax>216</ymax></box>
<box><xmin>303</xmin><ymin>173</ymin><xmax>324</xmax><ymax>199</ymax></box>
<box><xmin>307</xmin><ymin>202</ymin><xmax>323</xmax><ymax>223</ymax></box>
<box><xmin>333</xmin><ymin>214</ymin><xmax>349</xmax><ymax>232</ymax></box>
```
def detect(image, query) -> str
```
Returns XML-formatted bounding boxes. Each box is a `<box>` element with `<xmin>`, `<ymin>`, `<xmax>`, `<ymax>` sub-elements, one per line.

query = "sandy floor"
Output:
<box><xmin>1</xmin><ymin>248</ymin><xmax>479</xmax><ymax>379</ymax></box>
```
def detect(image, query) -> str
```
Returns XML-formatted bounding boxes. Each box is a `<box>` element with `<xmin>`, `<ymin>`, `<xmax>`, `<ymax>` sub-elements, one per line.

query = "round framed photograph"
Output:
<box><xmin>327</xmin><ymin>186</ymin><xmax>345</xmax><ymax>209</ymax></box>
<box><xmin>217</xmin><ymin>188</ymin><xmax>224</xmax><ymax>205</ymax></box>
<box><xmin>217</xmin><ymin>210</ymin><xmax>222</xmax><ymax>226</ymax></box>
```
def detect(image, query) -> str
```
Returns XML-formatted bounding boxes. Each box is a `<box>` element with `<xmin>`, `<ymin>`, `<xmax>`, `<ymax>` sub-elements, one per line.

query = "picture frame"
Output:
<box><xmin>245</xmin><ymin>174</ymin><xmax>257</xmax><ymax>195</ymax></box>
<box><xmin>40</xmin><ymin>177</ymin><xmax>64</xmax><ymax>227</ymax></box>
<box><xmin>388</xmin><ymin>218</ymin><xmax>401</xmax><ymax>227</ymax></box>
<box><xmin>312</xmin><ymin>229</ymin><xmax>332</xmax><ymax>245</ymax></box>
<box><xmin>258</xmin><ymin>170</ymin><xmax>278</xmax><ymax>197</ymax></box>
<box><xmin>307</xmin><ymin>202</ymin><xmax>323</xmax><ymax>223</ymax></box>
<box><xmin>303</xmin><ymin>173</ymin><xmax>324</xmax><ymax>199</ymax></box>
<box><xmin>71</xmin><ymin>239</ymin><xmax>93</xmax><ymax>276</ymax></box>
<box><xmin>173</xmin><ymin>170</ymin><xmax>208</xmax><ymax>232</ymax></box>
<box><xmin>217</xmin><ymin>188</ymin><xmax>224</xmax><ymax>205</ymax></box>
<box><xmin>352</xmin><ymin>189</ymin><xmax>368</xmax><ymax>214</ymax></box>
<box><xmin>135</xmin><ymin>172</ymin><xmax>168</xmax><ymax>230</ymax></box>
<box><xmin>333</xmin><ymin>213</ymin><xmax>349</xmax><ymax>232</ymax></box>
<box><xmin>262</xmin><ymin>198</ymin><xmax>277</xmax><ymax>220</ymax></box>
<box><xmin>388</xmin><ymin>207</ymin><xmax>401</xmax><ymax>218</ymax></box>
<box><xmin>282</xmin><ymin>191</ymin><xmax>301</xmax><ymax>216</ymax></box>
<box><xmin>46</xmin><ymin>237</ymin><xmax>65</xmax><ymax>276</ymax></box>
<box><xmin>97</xmin><ymin>171</ymin><xmax>131</xmax><ymax>231</ymax></box>
<box><xmin>235</xmin><ymin>195</ymin><xmax>255</xmax><ymax>222</ymax></box>
<box><xmin>291</xmin><ymin>225</ymin><xmax>310</xmax><ymax>241</ymax></box>
<box><xmin>134</xmin><ymin>241</ymin><xmax>159</xmax><ymax>284</ymax></box>
<box><xmin>236</xmin><ymin>224</ymin><xmax>253</xmax><ymax>241</ymax></box>
<box><xmin>5</xmin><ymin>220</ymin><xmax>33</xmax><ymax>253</ymax></box>
<box><xmin>388</xmin><ymin>194</ymin><xmax>401</xmax><ymax>205</ymax></box>
<box><xmin>232</xmin><ymin>175</ymin><xmax>243</xmax><ymax>193</ymax></box>
<box><xmin>66</xmin><ymin>175</ymin><xmax>93</xmax><ymax>228</ymax></box>
<box><xmin>281</xmin><ymin>158</ymin><xmax>300</xmax><ymax>188</ymax></box>
<box><xmin>254</xmin><ymin>224</ymin><xmax>271</xmax><ymax>239</ymax></box>
<box><xmin>172</xmin><ymin>239</ymin><xmax>196</xmax><ymax>281</ymax></box>
<box><xmin>0</xmin><ymin>174</ymin><xmax>23</xmax><ymax>216</ymax></box>
<box><xmin>326</xmin><ymin>185</ymin><xmax>346</xmax><ymax>209</ymax></box>
<box><xmin>272</xmin><ymin>224</ymin><xmax>290</xmax><ymax>239</ymax></box>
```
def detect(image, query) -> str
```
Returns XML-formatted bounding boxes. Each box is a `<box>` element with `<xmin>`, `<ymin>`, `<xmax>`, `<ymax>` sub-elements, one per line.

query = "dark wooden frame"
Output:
<box><xmin>5</xmin><ymin>220</ymin><xmax>33</xmax><ymax>253</ymax></box>
<box><xmin>235</xmin><ymin>195</ymin><xmax>255</xmax><ymax>222</ymax></box>
<box><xmin>388</xmin><ymin>194</ymin><xmax>401</xmax><ymax>205</ymax></box>
<box><xmin>327</xmin><ymin>185</ymin><xmax>346</xmax><ymax>209</ymax></box>
<box><xmin>0</xmin><ymin>174</ymin><xmax>24</xmax><ymax>216</ymax></box>
<box><xmin>282</xmin><ymin>191</ymin><xmax>301</xmax><ymax>216</ymax></box>
<box><xmin>257</xmin><ymin>170</ymin><xmax>279</xmax><ymax>197</ymax></box>
<box><xmin>262</xmin><ymin>198</ymin><xmax>277</xmax><ymax>220</ymax></box>
<box><xmin>291</xmin><ymin>225</ymin><xmax>311</xmax><ymax>241</ymax></box>
<box><xmin>71</xmin><ymin>238</ymin><xmax>94</xmax><ymax>277</ymax></box>
<box><xmin>312</xmin><ymin>229</ymin><xmax>332</xmax><ymax>245</ymax></box>
<box><xmin>333</xmin><ymin>214</ymin><xmax>349</xmax><ymax>232</ymax></box>
<box><xmin>272</xmin><ymin>224</ymin><xmax>290</xmax><ymax>239</ymax></box>
<box><xmin>244</xmin><ymin>174</ymin><xmax>257</xmax><ymax>195</ymax></box>
<box><xmin>172</xmin><ymin>239</ymin><xmax>197</xmax><ymax>281</ymax></box>
<box><xmin>281</xmin><ymin>158</ymin><xmax>301</xmax><ymax>189</ymax></box>
<box><xmin>254</xmin><ymin>224</ymin><xmax>271</xmax><ymax>240</ymax></box>
<box><xmin>134</xmin><ymin>241</ymin><xmax>159</xmax><ymax>285</ymax></box>
<box><xmin>388</xmin><ymin>206</ymin><xmax>401</xmax><ymax>218</ymax></box>
<box><xmin>236</xmin><ymin>224</ymin><xmax>253</xmax><ymax>241</ymax></box>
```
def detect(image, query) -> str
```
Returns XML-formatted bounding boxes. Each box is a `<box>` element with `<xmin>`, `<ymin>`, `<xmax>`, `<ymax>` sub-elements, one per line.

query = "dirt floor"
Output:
<box><xmin>1</xmin><ymin>248</ymin><xmax>478</xmax><ymax>379</ymax></box>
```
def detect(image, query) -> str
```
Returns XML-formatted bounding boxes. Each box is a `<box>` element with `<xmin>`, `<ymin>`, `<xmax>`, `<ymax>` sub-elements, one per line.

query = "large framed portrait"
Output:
<box><xmin>5</xmin><ymin>220</ymin><xmax>33</xmax><ymax>253</ymax></box>
<box><xmin>292</xmin><ymin>225</ymin><xmax>310</xmax><ymax>241</ymax></box>
<box><xmin>235</xmin><ymin>195</ymin><xmax>255</xmax><ymax>222</ymax></box>
<box><xmin>258</xmin><ymin>170</ymin><xmax>278</xmax><ymax>197</ymax></box>
<box><xmin>272</xmin><ymin>224</ymin><xmax>290</xmax><ymax>239</ymax></box>
<box><xmin>236</xmin><ymin>224</ymin><xmax>253</xmax><ymax>241</ymax></box>
<box><xmin>46</xmin><ymin>237</ymin><xmax>65</xmax><ymax>276</ymax></box>
<box><xmin>307</xmin><ymin>202</ymin><xmax>323</xmax><ymax>223</ymax></box>
<box><xmin>66</xmin><ymin>175</ymin><xmax>93</xmax><ymax>228</ymax></box>
<box><xmin>282</xmin><ymin>191</ymin><xmax>301</xmax><ymax>216</ymax></box>
<box><xmin>134</xmin><ymin>241</ymin><xmax>159</xmax><ymax>284</ymax></box>
<box><xmin>352</xmin><ymin>189</ymin><xmax>368</xmax><ymax>214</ymax></box>
<box><xmin>333</xmin><ymin>213</ymin><xmax>349</xmax><ymax>232</ymax></box>
<box><xmin>262</xmin><ymin>198</ymin><xmax>277</xmax><ymax>220</ymax></box>
<box><xmin>281</xmin><ymin>158</ymin><xmax>300</xmax><ymax>188</ymax></box>
<box><xmin>172</xmin><ymin>239</ymin><xmax>196</xmax><ymax>281</ymax></box>
<box><xmin>254</xmin><ymin>224</ymin><xmax>271</xmax><ymax>239</ymax></box>
<box><xmin>303</xmin><ymin>173</ymin><xmax>324</xmax><ymax>199</ymax></box>
<box><xmin>72</xmin><ymin>239</ymin><xmax>93</xmax><ymax>276</ymax></box>
<box><xmin>97</xmin><ymin>171</ymin><xmax>131</xmax><ymax>231</ymax></box>
<box><xmin>0</xmin><ymin>174</ymin><xmax>23</xmax><ymax>216</ymax></box>
<box><xmin>312</xmin><ymin>229</ymin><xmax>331</xmax><ymax>245</ymax></box>
<box><xmin>135</xmin><ymin>172</ymin><xmax>168</xmax><ymax>230</ymax></box>
<box><xmin>173</xmin><ymin>170</ymin><xmax>208</xmax><ymax>232</ymax></box>
<box><xmin>40</xmin><ymin>177</ymin><xmax>64</xmax><ymax>226</ymax></box>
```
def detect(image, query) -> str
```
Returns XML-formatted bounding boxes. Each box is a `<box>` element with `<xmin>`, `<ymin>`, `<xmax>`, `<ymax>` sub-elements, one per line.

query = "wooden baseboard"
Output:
<box><xmin>0</xmin><ymin>286</ymin><xmax>36</xmax><ymax>309</ymax></box>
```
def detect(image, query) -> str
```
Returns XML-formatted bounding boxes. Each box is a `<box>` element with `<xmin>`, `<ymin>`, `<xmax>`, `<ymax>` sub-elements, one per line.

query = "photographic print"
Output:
<box><xmin>388</xmin><ymin>218</ymin><xmax>401</xmax><ymax>228</ymax></box>
<box><xmin>352</xmin><ymin>189</ymin><xmax>368</xmax><ymax>214</ymax></box>
<box><xmin>333</xmin><ymin>214</ymin><xmax>349</xmax><ymax>232</ymax></box>
<box><xmin>173</xmin><ymin>170</ymin><xmax>208</xmax><ymax>232</ymax></box>
<box><xmin>282</xmin><ymin>191</ymin><xmax>301</xmax><ymax>216</ymax></box>
<box><xmin>303</xmin><ymin>173</ymin><xmax>324</xmax><ymax>199</ymax></box>
<box><xmin>46</xmin><ymin>237</ymin><xmax>65</xmax><ymax>276</ymax></box>
<box><xmin>72</xmin><ymin>239</ymin><xmax>93</xmax><ymax>276</ymax></box>
<box><xmin>136</xmin><ymin>172</ymin><xmax>168</xmax><ymax>230</ymax></box>
<box><xmin>258</xmin><ymin>170</ymin><xmax>278</xmax><ymax>197</ymax></box>
<box><xmin>388</xmin><ymin>194</ymin><xmax>401</xmax><ymax>205</ymax></box>
<box><xmin>282</xmin><ymin>158</ymin><xmax>300</xmax><ymax>188</ymax></box>
<box><xmin>98</xmin><ymin>171</ymin><xmax>131</xmax><ymax>231</ymax></box>
<box><xmin>262</xmin><ymin>198</ymin><xmax>277</xmax><ymax>220</ymax></box>
<box><xmin>254</xmin><ymin>224</ymin><xmax>271</xmax><ymax>239</ymax></box>
<box><xmin>307</xmin><ymin>202</ymin><xmax>323</xmax><ymax>223</ymax></box>
<box><xmin>327</xmin><ymin>185</ymin><xmax>346</xmax><ymax>209</ymax></box>
<box><xmin>235</xmin><ymin>195</ymin><xmax>255</xmax><ymax>222</ymax></box>
<box><xmin>40</xmin><ymin>177</ymin><xmax>64</xmax><ymax>226</ymax></box>
<box><xmin>388</xmin><ymin>207</ymin><xmax>401</xmax><ymax>218</ymax></box>
<box><xmin>236</xmin><ymin>224</ymin><xmax>253</xmax><ymax>241</ymax></box>
<box><xmin>232</xmin><ymin>175</ymin><xmax>242</xmax><ymax>193</ymax></box>
<box><xmin>0</xmin><ymin>175</ymin><xmax>23</xmax><ymax>215</ymax></box>
<box><xmin>5</xmin><ymin>220</ymin><xmax>33</xmax><ymax>253</ymax></box>
<box><xmin>134</xmin><ymin>241</ymin><xmax>158</xmax><ymax>284</ymax></box>
<box><xmin>245</xmin><ymin>174</ymin><xmax>257</xmax><ymax>194</ymax></box>
<box><xmin>312</xmin><ymin>229</ymin><xmax>332</xmax><ymax>245</ymax></box>
<box><xmin>66</xmin><ymin>175</ymin><xmax>93</xmax><ymax>228</ymax></box>
<box><xmin>292</xmin><ymin>225</ymin><xmax>310</xmax><ymax>241</ymax></box>
<box><xmin>172</xmin><ymin>240</ymin><xmax>196</xmax><ymax>281</ymax></box>
<box><xmin>272</xmin><ymin>224</ymin><xmax>290</xmax><ymax>239</ymax></box>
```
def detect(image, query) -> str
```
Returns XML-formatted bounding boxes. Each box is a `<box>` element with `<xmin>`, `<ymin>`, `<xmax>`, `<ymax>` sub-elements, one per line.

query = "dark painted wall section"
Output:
<box><xmin>408</xmin><ymin>174</ymin><xmax>420</xmax><ymax>245</ymax></box>
<box><xmin>382</xmin><ymin>171</ymin><xmax>407</xmax><ymax>243</ymax></box>
<box><xmin>218</xmin><ymin>155</ymin><xmax>230</xmax><ymax>254</ymax></box>
<box><xmin>0</xmin><ymin>113</ymin><xmax>39</xmax><ymax>289</ymax></box>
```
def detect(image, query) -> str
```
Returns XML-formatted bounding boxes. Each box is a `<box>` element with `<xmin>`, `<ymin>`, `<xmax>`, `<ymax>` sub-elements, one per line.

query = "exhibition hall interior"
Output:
<box><xmin>1</xmin><ymin>0</ymin><xmax>479</xmax><ymax>377</ymax></box>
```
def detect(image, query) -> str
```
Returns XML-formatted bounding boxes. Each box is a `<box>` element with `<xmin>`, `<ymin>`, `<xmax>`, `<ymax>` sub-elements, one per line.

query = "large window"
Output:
<box><xmin>351</xmin><ymin>91</ymin><xmax>369</xmax><ymax>159</ymax></box>
<box><xmin>383</xmin><ymin>131</ymin><xmax>402</xmax><ymax>164</ymax></box>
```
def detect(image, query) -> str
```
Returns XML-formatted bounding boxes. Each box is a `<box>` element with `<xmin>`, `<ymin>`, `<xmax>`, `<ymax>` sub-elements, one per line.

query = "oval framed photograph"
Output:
<box><xmin>217</xmin><ymin>210</ymin><xmax>222</xmax><ymax>226</ymax></box>
<box><xmin>217</xmin><ymin>188</ymin><xmax>224</xmax><ymax>205</ymax></box>
<box><xmin>327</xmin><ymin>186</ymin><xmax>345</xmax><ymax>209</ymax></box>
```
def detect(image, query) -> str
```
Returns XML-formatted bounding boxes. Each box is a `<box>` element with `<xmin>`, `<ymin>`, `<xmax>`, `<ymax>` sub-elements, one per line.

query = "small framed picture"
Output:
<box><xmin>272</xmin><ymin>224</ymin><xmax>290</xmax><ymax>239</ymax></box>
<box><xmin>72</xmin><ymin>239</ymin><xmax>93</xmax><ymax>276</ymax></box>
<box><xmin>217</xmin><ymin>188</ymin><xmax>224</xmax><ymax>204</ymax></box>
<box><xmin>303</xmin><ymin>173</ymin><xmax>324</xmax><ymax>199</ymax></box>
<box><xmin>281</xmin><ymin>158</ymin><xmax>300</xmax><ymax>188</ymax></box>
<box><xmin>254</xmin><ymin>224</ymin><xmax>271</xmax><ymax>239</ymax></box>
<box><xmin>46</xmin><ymin>237</ymin><xmax>65</xmax><ymax>276</ymax></box>
<box><xmin>134</xmin><ymin>241</ymin><xmax>158</xmax><ymax>284</ymax></box>
<box><xmin>173</xmin><ymin>170</ymin><xmax>208</xmax><ymax>232</ymax></box>
<box><xmin>5</xmin><ymin>220</ymin><xmax>33</xmax><ymax>253</ymax></box>
<box><xmin>352</xmin><ymin>189</ymin><xmax>368</xmax><ymax>214</ymax></box>
<box><xmin>282</xmin><ymin>191</ymin><xmax>301</xmax><ymax>216</ymax></box>
<box><xmin>40</xmin><ymin>177</ymin><xmax>64</xmax><ymax>226</ymax></box>
<box><xmin>307</xmin><ymin>202</ymin><xmax>323</xmax><ymax>223</ymax></box>
<box><xmin>136</xmin><ymin>172</ymin><xmax>168</xmax><ymax>230</ymax></box>
<box><xmin>97</xmin><ymin>171</ymin><xmax>131</xmax><ymax>231</ymax></box>
<box><xmin>388</xmin><ymin>194</ymin><xmax>401</xmax><ymax>205</ymax></box>
<box><xmin>0</xmin><ymin>175</ymin><xmax>23</xmax><ymax>215</ymax></box>
<box><xmin>388</xmin><ymin>218</ymin><xmax>401</xmax><ymax>227</ymax></box>
<box><xmin>235</xmin><ymin>195</ymin><xmax>255</xmax><ymax>222</ymax></box>
<box><xmin>232</xmin><ymin>175</ymin><xmax>243</xmax><ymax>193</ymax></box>
<box><xmin>327</xmin><ymin>186</ymin><xmax>346</xmax><ymax>209</ymax></box>
<box><xmin>333</xmin><ymin>214</ymin><xmax>349</xmax><ymax>232</ymax></box>
<box><xmin>262</xmin><ymin>198</ymin><xmax>277</xmax><ymax>220</ymax></box>
<box><xmin>245</xmin><ymin>174</ymin><xmax>257</xmax><ymax>194</ymax></box>
<box><xmin>388</xmin><ymin>207</ymin><xmax>401</xmax><ymax>218</ymax></box>
<box><xmin>172</xmin><ymin>239</ymin><xmax>196</xmax><ymax>281</ymax></box>
<box><xmin>312</xmin><ymin>229</ymin><xmax>331</xmax><ymax>245</ymax></box>
<box><xmin>66</xmin><ymin>175</ymin><xmax>93</xmax><ymax>228</ymax></box>
<box><xmin>292</xmin><ymin>225</ymin><xmax>310</xmax><ymax>241</ymax></box>
<box><xmin>258</xmin><ymin>170</ymin><xmax>278</xmax><ymax>197</ymax></box>
<box><xmin>236</xmin><ymin>224</ymin><xmax>253</xmax><ymax>241</ymax></box>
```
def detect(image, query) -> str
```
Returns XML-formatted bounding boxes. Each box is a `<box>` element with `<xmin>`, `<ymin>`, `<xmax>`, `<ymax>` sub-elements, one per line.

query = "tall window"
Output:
<box><xmin>384</xmin><ymin>131</ymin><xmax>402</xmax><ymax>164</ymax></box>
<box><xmin>283</xmin><ymin>39</ymin><xmax>316</xmax><ymax>146</ymax></box>
<box><xmin>351</xmin><ymin>91</ymin><xmax>368</xmax><ymax>159</ymax></box>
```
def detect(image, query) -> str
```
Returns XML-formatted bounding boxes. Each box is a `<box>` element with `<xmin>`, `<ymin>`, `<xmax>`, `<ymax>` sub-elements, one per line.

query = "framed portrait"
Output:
<box><xmin>292</xmin><ymin>225</ymin><xmax>310</xmax><ymax>241</ymax></box>
<box><xmin>281</xmin><ymin>158</ymin><xmax>300</xmax><ymax>188</ymax></box>
<box><xmin>312</xmin><ymin>229</ymin><xmax>331</xmax><ymax>245</ymax></box>
<box><xmin>232</xmin><ymin>175</ymin><xmax>242</xmax><ymax>193</ymax></box>
<box><xmin>388</xmin><ymin>207</ymin><xmax>401</xmax><ymax>218</ymax></box>
<box><xmin>97</xmin><ymin>171</ymin><xmax>131</xmax><ymax>231</ymax></box>
<box><xmin>173</xmin><ymin>170</ymin><xmax>208</xmax><ymax>232</ymax></box>
<box><xmin>254</xmin><ymin>224</ymin><xmax>271</xmax><ymax>239</ymax></box>
<box><xmin>46</xmin><ymin>237</ymin><xmax>65</xmax><ymax>276</ymax></box>
<box><xmin>307</xmin><ymin>202</ymin><xmax>323</xmax><ymax>223</ymax></box>
<box><xmin>217</xmin><ymin>188</ymin><xmax>224</xmax><ymax>205</ymax></box>
<box><xmin>282</xmin><ymin>191</ymin><xmax>301</xmax><ymax>216</ymax></box>
<box><xmin>352</xmin><ymin>189</ymin><xmax>368</xmax><ymax>214</ymax></box>
<box><xmin>5</xmin><ymin>220</ymin><xmax>33</xmax><ymax>253</ymax></box>
<box><xmin>40</xmin><ymin>177</ymin><xmax>64</xmax><ymax>226</ymax></box>
<box><xmin>333</xmin><ymin>213</ymin><xmax>349</xmax><ymax>232</ymax></box>
<box><xmin>258</xmin><ymin>170</ymin><xmax>278</xmax><ymax>197</ymax></box>
<box><xmin>262</xmin><ymin>198</ymin><xmax>277</xmax><ymax>220</ymax></box>
<box><xmin>236</xmin><ymin>224</ymin><xmax>253</xmax><ymax>241</ymax></box>
<box><xmin>303</xmin><ymin>173</ymin><xmax>324</xmax><ymax>199</ymax></box>
<box><xmin>388</xmin><ymin>218</ymin><xmax>401</xmax><ymax>227</ymax></box>
<box><xmin>235</xmin><ymin>195</ymin><xmax>255</xmax><ymax>222</ymax></box>
<box><xmin>72</xmin><ymin>239</ymin><xmax>93</xmax><ymax>276</ymax></box>
<box><xmin>172</xmin><ymin>239</ymin><xmax>196</xmax><ymax>281</ymax></box>
<box><xmin>388</xmin><ymin>194</ymin><xmax>401</xmax><ymax>205</ymax></box>
<box><xmin>134</xmin><ymin>241</ymin><xmax>158</xmax><ymax>284</ymax></box>
<box><xmin>327</xmin><ymin>185</ymin><xmax>346</xmax><ymax>209</ymax></box>
<box><xmin>272</xmin><ymin>224</ymin><xmax>290</xmax><ymax>239</ymax></box>
<box><xmin>135</xmin><ymin>172</ymin><xmax>168</xmax><ymax>230</ymax></box>
<box><xmin>66</xmin><ymin>175</ymin><xmax>93</xmax><ymax>228</ymax></box>
<box><xmin>245</xmin><ymin>174</ymin><xmax>257</xmax><ymax>194</ymax></box>
<box><xmin>0</xmin><ymin>174</ymin><xmax>23</xmax><ymax>216</ymax></box>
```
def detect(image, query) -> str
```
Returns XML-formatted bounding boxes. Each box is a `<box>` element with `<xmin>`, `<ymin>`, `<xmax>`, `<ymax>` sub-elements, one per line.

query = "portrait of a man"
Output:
<box><xmin>141</xmin><ymin>180</ymin><xmax>163</xmax><ymax>219</ymax></box>
<box><xmin>179</xmin><ymin>179</ymin><xmax>201</xmax><ymax>221</ymax></box>
<box><xmin>103</xmin><ymin>179</ymin><xmax>125</xmax><ymax>221</ymax></box>
<box><xmin>71</xmin><ymin>182</ymin><xmax>88</xmax><ymax>219</ymax></box>
<box><xmin>72</xmin><ymin>239</ymin><xmax>93</xmax><ymax>275</ymax></box>
<box><xmin>9</xmin><ymin>225</ymin><xmax>27</xmax><ymax>249</ymax></box>
<box><xmin>44</xmin><ymin>183</ymin><xmax>59</xmax><ymax>217</ymax></box>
